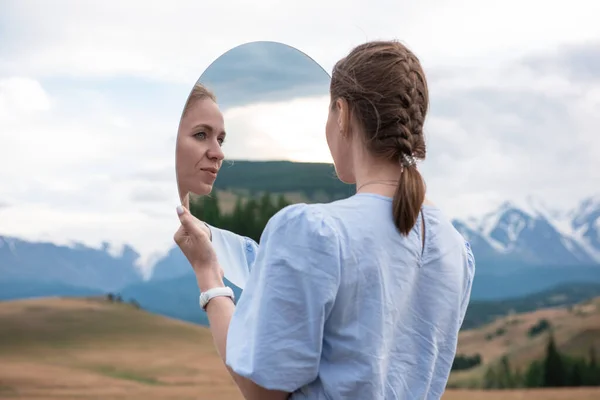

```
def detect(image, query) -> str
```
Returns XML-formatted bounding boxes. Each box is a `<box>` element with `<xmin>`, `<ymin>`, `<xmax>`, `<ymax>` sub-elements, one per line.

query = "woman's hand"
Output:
<box><xmin>174</xmin><ymin>199</ymin><xmax>292</xmax><ymax>400</ymax></box>
<box><xmin>181</xmin><ymin>193</ymin><xmax>212</xmax><ymax>240</ymax></box>
<box><xmin>174</xmin><ymin>203</ymin><xmax>224</xmax><ymax>292</ymax></box>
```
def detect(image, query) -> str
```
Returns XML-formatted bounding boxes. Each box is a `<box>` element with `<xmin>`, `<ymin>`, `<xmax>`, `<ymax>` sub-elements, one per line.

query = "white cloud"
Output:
<box><xmin>2</xmin><ymin>0</ymin><xmax>599</xmax><ymax>83</ymax></box>
<box><xmin>0</xmin><ymin>76</ymin><xmax>182</xmax><ymax>274</ymax></box>
<box><xmin>0</xmin><ymin>77</ymin><xmax>53</xmax><ymax>123</ymax></box>
<box><xmin>421</xmin><ymin>54</ymin><xmax>600</xmax><ymax>218</ymax></box>
<box><xmin>222</xmin><ymin>95</ymin><xmax>332</xmax><ymax>163</ymax></box>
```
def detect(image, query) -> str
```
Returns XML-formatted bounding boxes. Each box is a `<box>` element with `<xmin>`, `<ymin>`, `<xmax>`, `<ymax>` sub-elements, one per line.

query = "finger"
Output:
<box><xmin>176</xmin><ymin>204</ymin><xmax>188</xmax><ymax>220</ymax></box>
<box><xmin>176</xmin><ymin>205</ymin><xmax>205</xmax><ymax>238</ymax></box>
<box><xmin>182</xmin><ymin>192</ymin><xmax>190</xmax><ymax>210</ymax></box>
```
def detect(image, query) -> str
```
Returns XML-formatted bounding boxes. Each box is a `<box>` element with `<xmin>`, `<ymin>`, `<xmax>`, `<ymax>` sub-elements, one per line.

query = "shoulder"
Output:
<box><xmin>253</xmin><ymin>203</ymin><xmax>343</xmax><ymax>281</ymax></box>
<box><xmin>264</xmin><ymin>203</ymin><xmax>339</xmax><ymax>242</ymax></box>
<box><xmin>420</xmin><ymin>205</ymin><xmax>463</xmax><ymax>251</ymax></box>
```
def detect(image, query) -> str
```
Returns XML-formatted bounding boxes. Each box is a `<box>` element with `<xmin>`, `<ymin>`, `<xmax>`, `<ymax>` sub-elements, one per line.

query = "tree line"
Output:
<box><xmin>452</xmin><ymin>354</ymin><xmax>482</xmax><ymax>371</ymax></box>
<box><xmin>212</xmin><ymin>161</ymin><xmax>355</xmax><ymax>201</ymax></box>
<box><xmin>482</xmin><ymin>334</ymin><xmax>599</xmax><ymax>388</ymax></box>
<box><xmin>189</xmin><ymin>191</ymin><xmax>290</xmax><ymax>243</ymax></box>
<box><xmin>105</xmin><ymin>292</ymin><xmax>141</xmax><ymax>310</ymax></box>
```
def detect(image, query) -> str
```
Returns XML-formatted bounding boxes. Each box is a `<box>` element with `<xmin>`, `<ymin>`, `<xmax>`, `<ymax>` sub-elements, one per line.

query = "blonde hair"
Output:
<box><xmin>182</xmin><ymin>83</ymin><xmax>217</xmax><ymax>118</ymax></box>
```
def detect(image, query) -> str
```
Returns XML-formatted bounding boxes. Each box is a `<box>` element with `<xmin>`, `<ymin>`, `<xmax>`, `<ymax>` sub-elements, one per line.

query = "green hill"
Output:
<box><xmin>462</xmin><ymin>283</ymin><xmax>600</xmax><ymax>330</ymax></box>
<box><xmin>213</xmin><ymin>160</ymin><xmax>355</xmax><ymax>201</ymax></box>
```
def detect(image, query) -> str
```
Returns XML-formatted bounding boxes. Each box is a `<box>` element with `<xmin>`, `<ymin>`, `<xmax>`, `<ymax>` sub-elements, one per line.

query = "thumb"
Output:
<box><xmin>176</xmin><ymin>205</ymin><xmax>196</xmax><ymax>232</ymax></box>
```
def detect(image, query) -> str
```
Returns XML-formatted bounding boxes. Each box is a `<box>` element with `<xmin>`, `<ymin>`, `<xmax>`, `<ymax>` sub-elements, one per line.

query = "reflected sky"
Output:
<box><xmin>197</xmin><ymin>41</ymin><xmax>331</xmax><ymax>110</ymax></box>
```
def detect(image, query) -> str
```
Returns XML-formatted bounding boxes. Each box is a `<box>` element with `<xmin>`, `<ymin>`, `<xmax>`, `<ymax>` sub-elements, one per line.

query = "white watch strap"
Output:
<box><xmin>199</xmin><ymin>286</ymin><xmax>235</xmax><ymax>311</ymax></box>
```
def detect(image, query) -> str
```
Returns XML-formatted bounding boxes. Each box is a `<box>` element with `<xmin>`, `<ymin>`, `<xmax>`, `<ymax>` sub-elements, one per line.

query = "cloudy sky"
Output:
<box><xmin>1</xmin><ymin>0</ymin><xmax>599</xmax><ymax>275</ymax></box>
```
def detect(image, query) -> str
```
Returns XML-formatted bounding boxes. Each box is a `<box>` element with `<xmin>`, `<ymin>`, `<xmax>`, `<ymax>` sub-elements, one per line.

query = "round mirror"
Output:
<box><xmin>175</xmin><ymin>41</ymin><xmax>338</xmax><ymax>288</ymax></box>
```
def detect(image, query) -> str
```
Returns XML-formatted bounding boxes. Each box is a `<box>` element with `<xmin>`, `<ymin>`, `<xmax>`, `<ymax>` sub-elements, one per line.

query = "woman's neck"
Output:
<box><xmin>353</xmin><ymin>157</ymin><xmax>433</xmax><ymax>206</ymax></box>
<box><xmin>354</xmin><ymin>158</ymin><xmax>402</xmax><ymax>197</ymax></box>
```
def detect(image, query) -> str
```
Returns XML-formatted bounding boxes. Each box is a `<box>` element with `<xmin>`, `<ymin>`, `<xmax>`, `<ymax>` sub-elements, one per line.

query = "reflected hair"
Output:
<box><xmin>330</xmin><ymin>40</ymin><xmax>428</xmax><ymax>236</ymax></box>
<box><xmin>182</xmin><ymin>83</ymin><xmax>217</xmax><ymax>118</ymax></box>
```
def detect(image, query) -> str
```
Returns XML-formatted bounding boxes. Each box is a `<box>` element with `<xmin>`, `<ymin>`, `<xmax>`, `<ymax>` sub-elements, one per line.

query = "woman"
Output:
<box><xmin>175</xmin><ymin>83</ymin><xmax>256</xmax><ymax>288</ymax></box>
<box><xmin>175</xmin><ymin>40</ymin><xmax>476</xmax><ymax>400</ymax></box>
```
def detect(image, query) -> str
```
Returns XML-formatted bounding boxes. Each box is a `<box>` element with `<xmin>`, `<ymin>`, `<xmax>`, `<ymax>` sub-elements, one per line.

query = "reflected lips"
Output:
<box><xmin>200</xmin><ymin>167</ymin><xmax>218</xmax><ymax>179</ymax></box>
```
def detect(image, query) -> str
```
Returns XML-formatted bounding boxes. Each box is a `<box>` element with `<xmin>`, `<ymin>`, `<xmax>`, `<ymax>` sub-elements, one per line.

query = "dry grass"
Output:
<box><xmin>1</xmin><ymin>297</ymin><xmax>599</xmax><ymax>400</ymax></box>
<box><xmin>0</xmin><ymin>297</ymin><xmax>243</xmax><ymax>399</ymax></box>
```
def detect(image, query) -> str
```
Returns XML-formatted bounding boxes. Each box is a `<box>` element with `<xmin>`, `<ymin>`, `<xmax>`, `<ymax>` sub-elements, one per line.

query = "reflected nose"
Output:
<box><xmin>207</xmin><ymin>141</ymin><xmax>225</xmax><ymax>161</ymax></box>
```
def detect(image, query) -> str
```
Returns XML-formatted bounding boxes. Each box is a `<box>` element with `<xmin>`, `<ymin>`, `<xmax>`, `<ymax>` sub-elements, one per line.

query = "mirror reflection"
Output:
<box><xmin>176</xmin><ymin>40</ymin><xmax>333</xmax><ymax>202</ymax></box>
<box><xmin>176</xmin><ymin>84</ymin><xmax>225</xmax><ymax>203</ymax></box>
<box><xmin>175</xmin><ymin>41</ymin><xmax>333</xmax><ymax>288</ymax></box>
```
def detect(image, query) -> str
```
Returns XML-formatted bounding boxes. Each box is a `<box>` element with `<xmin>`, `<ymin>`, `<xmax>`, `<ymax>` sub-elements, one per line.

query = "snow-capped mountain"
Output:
<box><xmin>454</xmin><ymin>195</ymin><xmax>600</xmax><ymax>266</ymax></box>
<box><xmin>570</xmin><ymin>196</ymin><xmax>600</xmax><ymax>262</ymax></box>
<box><xmin>1</xmin><ymin>194</ymin><xmax>599</xmax><ymax>303</ymax></box>
<box><xmin>0</xmin><ymin>235</ymin><xmax>144</xmax><ymax>292</ymax></box>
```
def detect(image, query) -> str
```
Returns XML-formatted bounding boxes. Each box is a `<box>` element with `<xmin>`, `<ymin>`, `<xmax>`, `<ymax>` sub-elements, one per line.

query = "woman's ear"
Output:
<box><xmin>336</xmin><ymin>98</ymin><xmax>349</xmax><ymax>137</ymax></box>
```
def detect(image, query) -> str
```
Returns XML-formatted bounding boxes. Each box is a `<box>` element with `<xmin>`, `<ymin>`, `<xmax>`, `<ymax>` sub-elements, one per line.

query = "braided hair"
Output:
<box><xmin>330</xmin><ymin>40</ymin><xmax>428</xmax><ymax>235</ymax></box>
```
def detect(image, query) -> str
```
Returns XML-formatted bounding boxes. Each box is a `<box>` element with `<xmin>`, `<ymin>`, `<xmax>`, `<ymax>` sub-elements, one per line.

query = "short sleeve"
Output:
<box><xmin>458</xmin><ymin>240</ymin><xmax>476</xmax><ymax>326</ymax></box>
<box><xmin>225</xmin><ymin>203</ymin><xmax>341</xmax><ymax>392</ymax></box>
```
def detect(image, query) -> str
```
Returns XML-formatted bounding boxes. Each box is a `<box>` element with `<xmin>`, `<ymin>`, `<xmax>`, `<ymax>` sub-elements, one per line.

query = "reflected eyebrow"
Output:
<box><xmin>191</xmin><ymin>123</ymin><xmax>226</xmax><ymax>137</ymax></box>
<box><xmin>191</xmin><ymin>123</ymin><xmax>212</xmax><ymax>132</ymax></box>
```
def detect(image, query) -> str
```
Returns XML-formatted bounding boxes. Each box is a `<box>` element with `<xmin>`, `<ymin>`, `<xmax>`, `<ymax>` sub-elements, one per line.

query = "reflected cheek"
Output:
<box><xmin>178</xmin><ymin>141</ymin><xmax>208</xmax><ymax>172</ymax></box>
<box><xmin>184</xmin><ymin>139</ymin><xmax>208</xmax><ymax>157</ymax></box>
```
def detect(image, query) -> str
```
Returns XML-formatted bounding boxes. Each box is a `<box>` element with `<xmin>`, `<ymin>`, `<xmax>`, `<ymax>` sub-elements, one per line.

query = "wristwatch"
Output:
<box><xmin>199</xmin><ymin>286</ymin><xmax>235</xmax><ymax>311</ymax></box>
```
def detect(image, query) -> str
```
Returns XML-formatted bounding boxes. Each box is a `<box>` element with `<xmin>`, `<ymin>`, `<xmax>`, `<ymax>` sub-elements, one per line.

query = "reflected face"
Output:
<box><xmin>326</xmin><ymin>97</ymin><xmax>354</xmax><ymax>184</ymax></box>
<box><xmin>176</xmin><ymin>97</ymin><xmax>226</xmax><ymax>200</ymax></box>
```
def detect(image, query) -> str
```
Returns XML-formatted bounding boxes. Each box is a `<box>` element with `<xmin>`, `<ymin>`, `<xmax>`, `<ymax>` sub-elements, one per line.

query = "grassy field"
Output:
<box><xmin>1</xmin><ymin>297</ymin><xmax>599</xmax><ymax>400</ymax></box>
<box><xmin>0</xmin><ymin>297</ymin><xmax>240</xmax><ymax>399</ymax></box>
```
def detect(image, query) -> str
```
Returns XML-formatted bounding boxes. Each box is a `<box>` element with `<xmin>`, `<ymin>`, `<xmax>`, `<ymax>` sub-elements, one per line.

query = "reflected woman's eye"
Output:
<box><xmin>218</xmin><ymin>137</ymin><xmax>225</xmax><ymax>146</ymax></box>
<box><xmin>193</xmin><ymin>132</ymin><xmax>206</xmax><ymax>140</ymax></box>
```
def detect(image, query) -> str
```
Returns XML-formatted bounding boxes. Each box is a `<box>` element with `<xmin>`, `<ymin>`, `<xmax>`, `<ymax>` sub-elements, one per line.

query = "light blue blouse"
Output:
<box><xmin>208</xmin><ymin>193</ymin><xmax>475</xmax><ymax>399</ymax></box>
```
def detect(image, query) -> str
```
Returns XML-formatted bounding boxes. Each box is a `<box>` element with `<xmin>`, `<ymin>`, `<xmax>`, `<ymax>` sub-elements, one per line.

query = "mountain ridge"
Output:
<box><xmin>2</xmin><ymin>194</ymin><xmax>599</xmax><ymax>301</ymax></box>
<box><xmin>454</xmin><ymin>194</ymin><xmax>600</xmax><ymax>266</ymax></box>
<box><xmin>1</xmin><ymin>160</ymin><xmax>598</xmax><ymax>302</ymax></box>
